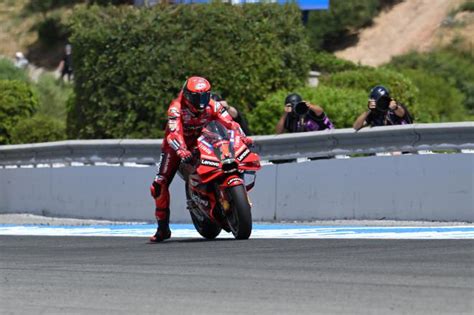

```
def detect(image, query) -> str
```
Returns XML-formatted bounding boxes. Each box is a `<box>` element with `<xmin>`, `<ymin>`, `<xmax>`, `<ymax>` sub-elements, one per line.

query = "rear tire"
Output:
<box><xmin>226</xmin><ymin>185</ymin><xmax>252</xmax><ymax>240</ymax></box>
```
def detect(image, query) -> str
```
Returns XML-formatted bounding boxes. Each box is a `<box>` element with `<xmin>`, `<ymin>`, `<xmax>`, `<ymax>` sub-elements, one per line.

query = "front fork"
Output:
<box><xmin>218</xmin><ymin>171</ymin><xmax>256</xmax><ymax>212</ymax></box>
<box><xmin>218</xmin><ymin>174</ymin><xmax>243</xmax><ymax>213</ymax></box>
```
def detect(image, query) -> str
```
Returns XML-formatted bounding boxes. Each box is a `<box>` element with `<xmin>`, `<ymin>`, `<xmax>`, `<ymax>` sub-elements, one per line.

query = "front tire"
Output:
<box><xmin>190</xmin><ymin>211</ymin><xmax>222</xmax><ymax>240</ymax></box>
<box><xmin>186</xmin><ymin>183</ymin><xmax>221</xmax><ymax>240</ymax></box>
<box><xmin>226</xmin><ymin>185</ymin><xmax>252</xmax><ymax>240</ymax></box>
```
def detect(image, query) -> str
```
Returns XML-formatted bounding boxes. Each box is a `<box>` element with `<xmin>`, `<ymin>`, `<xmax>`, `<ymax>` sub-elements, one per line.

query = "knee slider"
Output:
<box><xmin>150</xmin><ymin>175</ymin><xmax>168</xmax><ymax>198</ymax></box>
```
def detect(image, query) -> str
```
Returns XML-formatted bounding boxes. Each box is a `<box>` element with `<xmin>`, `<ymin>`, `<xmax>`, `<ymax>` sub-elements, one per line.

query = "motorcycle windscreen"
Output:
<box><xmin>200</xmin><ymin>121</ymin><xmax>236</xmax><ymax>163</ymax></box>
<box><xmin>201</xmin><ymin>121</ymin><xmax>229</xmax><ymax>142</ymax></box>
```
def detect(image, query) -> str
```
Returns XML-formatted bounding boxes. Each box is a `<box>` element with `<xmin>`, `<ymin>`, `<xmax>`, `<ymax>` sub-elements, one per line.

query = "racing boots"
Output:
<box><xmin>149</xmin><ymin>220</ymin><xmax>171</xmax><ymax>243</ymax></box>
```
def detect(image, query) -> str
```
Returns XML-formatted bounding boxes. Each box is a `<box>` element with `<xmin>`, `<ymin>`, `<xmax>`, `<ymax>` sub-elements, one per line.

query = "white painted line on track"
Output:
<box><xmin>0</xmin><ymin>224</ymin><xmax>473</xmax><ymax>239</ymax></box>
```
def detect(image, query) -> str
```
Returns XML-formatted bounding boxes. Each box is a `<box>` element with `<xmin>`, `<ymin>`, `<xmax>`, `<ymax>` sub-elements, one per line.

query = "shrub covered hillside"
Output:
<box><xmin>67</xmin><ymin>3</ymin><xmax>311</xmax><ymax>139</ymax></box>
<box><xmin>388</xmin><ymin>49</ymin><xmax>474</xmax><ymax>114</ymax></box>
<box><xmin>306</xmin><ymin>0</ymin><xmax>402</xmax><ymax>51</ymax></box>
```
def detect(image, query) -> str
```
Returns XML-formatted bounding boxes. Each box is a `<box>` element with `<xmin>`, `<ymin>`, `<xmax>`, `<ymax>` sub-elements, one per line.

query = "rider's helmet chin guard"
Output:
<box><xmin>183</xmin><ymin>76</ymin><xmax>212</xmax><ymax>114</ymax></box>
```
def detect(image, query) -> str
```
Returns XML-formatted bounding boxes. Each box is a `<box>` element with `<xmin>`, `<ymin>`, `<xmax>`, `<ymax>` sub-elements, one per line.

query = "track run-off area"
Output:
<box><xmin>1</xmin><ymin>223</ymin><xmax>473</xmax><ymax>314</ymax></box>
<box><xmin>1</xmin><ymin>223</ymin><xmax>474</xmax><ymax>239</ymax></box>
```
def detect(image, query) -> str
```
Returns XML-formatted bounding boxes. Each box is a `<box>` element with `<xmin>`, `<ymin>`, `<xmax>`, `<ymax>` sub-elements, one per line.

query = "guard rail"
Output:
<box><xmin>0</xmin><ymin>122</ymin><xmax>473</xmax><ymax>167</ymax></box>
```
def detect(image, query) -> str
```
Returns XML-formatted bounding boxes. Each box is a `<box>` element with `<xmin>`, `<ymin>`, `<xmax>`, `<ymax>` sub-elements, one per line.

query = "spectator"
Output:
<box><xmin>14</xmin><ymin>52</ymin><xmax>29</xmax><ymax>69</ymax></box>
<box><xmin>58</xmin><ymin>44</ymin><xmax>73</xmax><ymax>82</ymax></box>
<box><xmin>210</xmin><ymin>93</ymin><xmax>252</xmax><ymax>135</ymax></box>
<box><xmin>275</xmin><ymin>93</ymin><xmax>334</xmax><ymax>134</ymax></box>
<box><xmin>353</xmin><ymin>85</ymin><xmax>413</xmax><ymax>131</ymax></box>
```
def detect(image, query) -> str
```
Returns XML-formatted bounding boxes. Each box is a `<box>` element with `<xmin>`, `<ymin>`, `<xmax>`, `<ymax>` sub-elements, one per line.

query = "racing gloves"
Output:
<box><xmin>177</xmin><ymin>149</ymin><xmax>193</xmax><ymax>163</ymax></box>
<box><xmin>242</xmin><ymin>136</ymin><xmax>253</xmax><ymax>147</ymax></box>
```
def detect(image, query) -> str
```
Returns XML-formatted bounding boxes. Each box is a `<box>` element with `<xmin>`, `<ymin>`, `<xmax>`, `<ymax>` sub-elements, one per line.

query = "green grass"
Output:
<box><xmin>459</xmin><ymin>1</ymin><xmax>474</xmax><ymax>12</ymax></box>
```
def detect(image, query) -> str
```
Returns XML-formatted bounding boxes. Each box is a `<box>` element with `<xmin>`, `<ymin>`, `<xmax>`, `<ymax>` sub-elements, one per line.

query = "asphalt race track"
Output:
<box><xmin>1</xmin><ymin>236</ymin><xmax>473</xmax><ymax>314</ymax></box>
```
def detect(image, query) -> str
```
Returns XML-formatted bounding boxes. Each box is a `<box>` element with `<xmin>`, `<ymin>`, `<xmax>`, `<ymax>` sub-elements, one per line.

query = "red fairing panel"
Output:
<box><xmin>235</xmin><ymin>146</ymin><xmax>261</xmax><ymax>171</ymax></box>
<box><xmin>221</xmin><ymin>175</ymin><xmax>244</xmax><ymax>188</ymax></box>
<box><xmin>196</xmin><ymin>157</ymin><xmax>221</xmax><ymax>183</ymax></box>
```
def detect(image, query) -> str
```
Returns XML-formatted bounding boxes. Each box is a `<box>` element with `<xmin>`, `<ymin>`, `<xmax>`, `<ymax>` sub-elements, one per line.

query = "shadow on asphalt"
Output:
<box><xmin>146</xmin><ymin>237</ymin><xmax>237</xmax><ymax>245</ymax></box>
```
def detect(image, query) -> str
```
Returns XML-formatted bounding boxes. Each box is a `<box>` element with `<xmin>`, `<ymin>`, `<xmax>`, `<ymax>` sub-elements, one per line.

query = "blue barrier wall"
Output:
<box><xmin>1</xmin><ymin>154</ymin><xmax>472</xmax><ymax>222</ymax></box>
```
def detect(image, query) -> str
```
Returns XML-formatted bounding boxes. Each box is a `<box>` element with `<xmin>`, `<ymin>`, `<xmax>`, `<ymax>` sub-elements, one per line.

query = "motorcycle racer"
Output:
<box><xmin>149</xmin><ymin>76</ymin><xmax>253</xmax><ymax>242</ymax></box>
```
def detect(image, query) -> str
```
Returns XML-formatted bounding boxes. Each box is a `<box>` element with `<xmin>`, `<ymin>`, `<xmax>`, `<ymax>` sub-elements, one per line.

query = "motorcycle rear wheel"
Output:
<box><xmin>226</xmin><ymin>185</ymin><xmax>252</xmax><ymax>240</ymax></box>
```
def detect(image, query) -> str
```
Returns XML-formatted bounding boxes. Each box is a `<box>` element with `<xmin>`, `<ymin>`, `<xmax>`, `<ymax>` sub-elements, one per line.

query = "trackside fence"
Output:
<box><xmin>0</xmin><ymin>123</ymin><xmax>473</xmax><ymax>167</ymax></box>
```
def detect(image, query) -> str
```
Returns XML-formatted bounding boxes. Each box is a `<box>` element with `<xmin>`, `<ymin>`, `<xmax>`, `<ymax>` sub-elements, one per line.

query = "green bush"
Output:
<box><xmin>65</xmin><ymin>93</ymin><xmax>80</xmax><ymax>139</ymax></box>
<box><xmin>399</xmin><ymin>69</ymin><xmax>467</xmax><ymax>122</ymax></box>
<box><xmin>10</xmin><ymin>115</ymin><xmax>66</xmax><ymax>144</ymax></box>
<box><xmin>388</xmin><ymin>49</ymin><xmax>474</xmax><ymax>112</ymax></box>
<box><xmin>34</xmin><ymin>73</ymin><xmax>73</xmax><ymax>120</ymax></box>
<box><xmin>321</xmin><ymin>67</ymin><xmax>419</xmax><ymax>108</ymax></box>
<box><xmin>0</xmin><ymin>80</ymin><xmax>38</xmax><ymax>144</ymax></box>
<box><xmin>68</xmin><ymin>3</ymin><xmax>311</xmax><ymax>139</ymax></box>
<box><xmin>247</xmin><ymin>85</ymin><xmax>368</xmax><ymax>135</ymax></box>
<box><xmin>311</xmin><ymin>51</ymin><xmax>364</xmax><ymax>74</ymax></box>
<box><xmin>459</xmin><ymin>1</ymin><xmax>474</xmax><ymax>12</ymax></box>
<box><xmin>0</xmin><ymin>58</ymin><xmax>29</xmax><ymax>82</ymax></box>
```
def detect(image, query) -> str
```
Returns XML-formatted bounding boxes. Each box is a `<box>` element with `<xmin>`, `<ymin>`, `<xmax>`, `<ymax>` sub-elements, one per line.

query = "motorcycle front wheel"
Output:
<box><xmin>186</xmin><ymin>184</ymin><xmax>221</xmax><ymax>240</ymax></box>
<box><xmin>226</xmin><ymin>185</ymin><xmax>252</xmax><ymax>240</ymax></box>
<box><xmin>190</xmin><ymin>211</ymin><xmax>222</xmax><ymax>240</ymax></box>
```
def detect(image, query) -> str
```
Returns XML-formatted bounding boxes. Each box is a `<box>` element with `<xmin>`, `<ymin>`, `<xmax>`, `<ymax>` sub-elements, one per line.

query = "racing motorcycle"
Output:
<box><xmin>178</xmin><ymin>121</ymin><xmax>261</xmax><ymax>240</ymax></box>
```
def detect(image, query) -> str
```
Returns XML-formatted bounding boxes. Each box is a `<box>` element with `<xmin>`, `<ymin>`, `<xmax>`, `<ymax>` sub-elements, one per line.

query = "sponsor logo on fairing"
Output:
<box><xmin>198</xmin><ymin>143</ymin><xmax>212</xmax><ymax>155</ymax></box>
<box><xmin>201</xmin><ymin>159</ymin><xmax>219</xmax><ymax>167</ymax></box>
<box><xmin>227</xmin><ymin>177</ymin><xmax>243</xmax><ymax>185</ymax></box>
<box><xmin>236</xmin><ymin>148</ymin><xmax>250</xmax><ymax>162</ymax></box>
<box><xmin>191</xmin><ymin>193</ymin><xmax>209</xmax><ymax>207</ymax></box>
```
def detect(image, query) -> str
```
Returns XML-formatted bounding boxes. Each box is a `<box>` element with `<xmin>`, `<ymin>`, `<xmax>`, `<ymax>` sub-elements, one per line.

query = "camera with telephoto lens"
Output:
<box><xmin>377</xmin><ymin>96</ymin><xmax>391</xmax><ymax>112</ymax></box>
<box><xmin>369</xmin><ymin>86</ymin><xmax>391</xmax><ymax>113</ymax></box>
<box><xmin>370</xmin><ymin>96</ymin><xmax>391</xmax><ymax>113</ymax></box>
<box><xmin>292</xmin><ymin>101</ymin><xmax>309</xmax><ymax>116</ymax></box>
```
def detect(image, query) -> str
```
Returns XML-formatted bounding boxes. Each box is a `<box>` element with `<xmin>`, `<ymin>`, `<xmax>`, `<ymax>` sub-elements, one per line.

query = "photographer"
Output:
<box><xmin>353</xmin><ymin>85</ymin><xmax>412</xmax><ymax>131</ymax></box>
<box><xmin>210</xmin><ymin>93</ymin><xmax>251</xmax><ymax>135</ymax></box>
<box><xmin>276</xmin><ymin>93</ymin><xmax>334</xmax><ymax>134</ymax></box>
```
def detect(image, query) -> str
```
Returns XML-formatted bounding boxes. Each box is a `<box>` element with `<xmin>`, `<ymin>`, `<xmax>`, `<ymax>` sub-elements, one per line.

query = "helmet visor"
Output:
<box><xmin>188</xmin><ymin>91</ymin><xmax>211</xmax><ymax>110</ymax></box>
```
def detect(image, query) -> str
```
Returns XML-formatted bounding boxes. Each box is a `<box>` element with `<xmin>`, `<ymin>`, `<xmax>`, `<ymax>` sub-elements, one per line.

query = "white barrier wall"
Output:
<box><xmin>1</xmin><ymin>153</ymin><xmax>473</xmax><ymax>222</ymax></box>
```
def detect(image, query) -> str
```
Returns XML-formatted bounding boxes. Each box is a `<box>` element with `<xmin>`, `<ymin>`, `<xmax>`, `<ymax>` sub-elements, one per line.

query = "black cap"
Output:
<box><xmin>369</xmin><ymin>86</ymin><xmax>391</xmax><ymax>112</ymax></box>
<box><xmin>369</xmin><ymin>86</ymin><xmax>390</xmax><ymax>102</ymax></box>
<box><xmin>285</xmin><ymin>93</ymin><xmax>302</xmax><ymax>106</ymax></box>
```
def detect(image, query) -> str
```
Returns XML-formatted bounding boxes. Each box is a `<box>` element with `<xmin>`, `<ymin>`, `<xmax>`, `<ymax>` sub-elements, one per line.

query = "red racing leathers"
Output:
<box><xmin>150</xmin><ymin>92</ymin><xmax>248</xmax><ymax>223</ymax></box>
